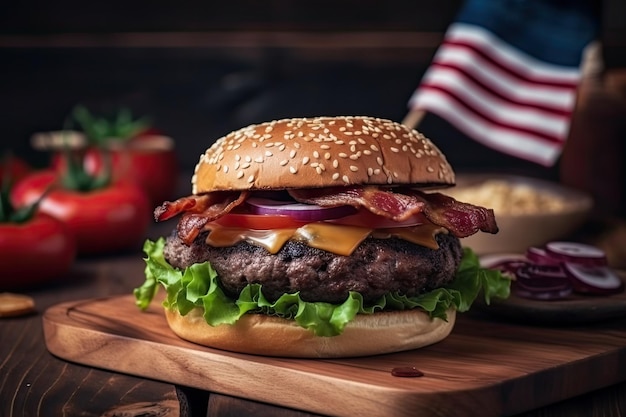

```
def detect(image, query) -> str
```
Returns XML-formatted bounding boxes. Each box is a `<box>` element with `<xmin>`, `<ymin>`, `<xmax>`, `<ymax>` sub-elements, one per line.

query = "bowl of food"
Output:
<box><xmin>444</xmin><ymin>174</ymin><xmax>593</xmax><ymax>254</ymax></box>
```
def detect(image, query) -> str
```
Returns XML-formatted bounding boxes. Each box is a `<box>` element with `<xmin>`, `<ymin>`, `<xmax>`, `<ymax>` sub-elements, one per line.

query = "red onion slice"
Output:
<box><xmin>545</xmin><ymin>241</ymin><xmax>608</xmax><ymax>267</ymax></box>
<box><xmin>246</xmin><ymin>198</ymin><xmax>357</xmax><ymax>222</ymax></box>
<box><xmin>526</xmin><ymin>246</ymin><xmax>560</xmax><ymax>266</ymax></box>
<box><xmin>513</xmin><ymin>283</ymin><xmax>574</xmax><ymax>301</ymax></box>
<box><xmin>513</xmin><ymin>266</ymin><xmax>573</xmax><ymax>300</ymax></box>
<box><xmin>562</xmin><ymin>263</ymin><xmax>624</xmax><ymax>295</ymax></box>
<box><xmin>526</xmin><ymin>264</ymin><xmax>568</xmax><ymax>280</ymax></box>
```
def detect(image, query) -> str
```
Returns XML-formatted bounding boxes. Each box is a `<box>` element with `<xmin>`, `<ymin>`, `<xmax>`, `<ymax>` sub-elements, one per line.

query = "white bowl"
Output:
<box><xmin>445</xmin><ymin>174</ymin><xmax>593</xmax><ymax>255</ymax></box>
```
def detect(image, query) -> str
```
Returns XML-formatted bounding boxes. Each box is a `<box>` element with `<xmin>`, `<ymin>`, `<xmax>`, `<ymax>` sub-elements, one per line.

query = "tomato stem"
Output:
<box><xmin>61</xmin><ymin>147</ymin><xmax>112</xmax><ymax>192</ymax></box>
<box><xmin>72</xmin><ymin>105</ymin><xmax>151</xmax><ymax>146</ymax></box>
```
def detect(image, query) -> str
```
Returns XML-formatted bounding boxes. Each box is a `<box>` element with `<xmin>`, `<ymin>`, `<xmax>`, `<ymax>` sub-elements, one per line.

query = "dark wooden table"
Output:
<box><xmin>2</xmin><ymin>219</ymin><xmax>626</xmax><ymax>417</ymax></box>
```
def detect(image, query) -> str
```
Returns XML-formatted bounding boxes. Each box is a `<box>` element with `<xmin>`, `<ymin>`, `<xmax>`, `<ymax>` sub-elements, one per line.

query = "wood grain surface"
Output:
<box><xmin>43</xmin><ymin>293</ymin><xmax>626</xmax><ymax>417</ymax></box>
<box><xmin>0</xmin><ymin>253</ymin><xmax>180</xmax><ymax>417</ymax></box>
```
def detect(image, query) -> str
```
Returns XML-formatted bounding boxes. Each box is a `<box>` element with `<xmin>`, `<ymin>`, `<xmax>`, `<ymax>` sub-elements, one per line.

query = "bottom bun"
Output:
<box><xmin>165</xmin><ymin>307</ymin><xmax>456</xmax><ymax>358</ymax></box>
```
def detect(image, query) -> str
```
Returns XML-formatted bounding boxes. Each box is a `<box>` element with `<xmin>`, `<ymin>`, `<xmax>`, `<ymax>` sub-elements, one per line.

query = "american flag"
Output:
<box><xmin>406</xmin><ymin>0</ymin><xmax>600</xmax><ymax>167</ymax></box>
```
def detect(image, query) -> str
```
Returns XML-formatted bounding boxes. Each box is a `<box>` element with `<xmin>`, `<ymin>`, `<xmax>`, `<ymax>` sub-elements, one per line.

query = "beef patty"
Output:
<box><xmin>164</xmin><ymin>232</ymin><xmax>463</xmax><ymax>304</ymax></box>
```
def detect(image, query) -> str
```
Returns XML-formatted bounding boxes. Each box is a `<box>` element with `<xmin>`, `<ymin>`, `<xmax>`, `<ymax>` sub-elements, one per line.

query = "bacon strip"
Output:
<box><xmin>288</xmin><ymin>186</ymin><xmax>425</xmax><ymax>221</ymax></box>
<box><xmin>290</xmin><ymin>186</ymin><xmax>498</xmax><ymax>238</ymax></box>
<box><xmin>403</xmin><ymin>190</ymin><xmax>499</xmax><ymax>237</ymax></box>
<box><xmin>154</xmin><ymin>191</ymin><xmax>248</xmax><ymax>244</ymax></box>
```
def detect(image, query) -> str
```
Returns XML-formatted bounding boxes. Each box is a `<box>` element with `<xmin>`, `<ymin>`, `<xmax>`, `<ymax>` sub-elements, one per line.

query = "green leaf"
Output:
<box><xmin>134</xmin><ymin>238</ymin><xmax>511</xmax><ymax>337</ymax></box>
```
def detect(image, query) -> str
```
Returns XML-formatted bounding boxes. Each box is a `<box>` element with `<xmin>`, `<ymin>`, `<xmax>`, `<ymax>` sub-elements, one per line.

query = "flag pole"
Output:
<box><xmin>401</xmin><ymin>108</ymin><xmax>426</xmax><ymax>130</ymax></box>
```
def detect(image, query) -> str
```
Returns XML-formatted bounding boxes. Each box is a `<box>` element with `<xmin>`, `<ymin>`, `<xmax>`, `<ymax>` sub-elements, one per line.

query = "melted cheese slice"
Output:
<box><xmin>204</xmin><ymin>220</ymin><xmax>447</xmax><ymax>256</ymax></box>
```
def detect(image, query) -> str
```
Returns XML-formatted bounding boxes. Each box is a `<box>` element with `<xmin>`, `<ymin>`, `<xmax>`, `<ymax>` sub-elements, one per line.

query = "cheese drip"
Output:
<box><xmin>204</xmin><ymin>221</ymin><xmax>446</xmax><ymax>256</ymax></box>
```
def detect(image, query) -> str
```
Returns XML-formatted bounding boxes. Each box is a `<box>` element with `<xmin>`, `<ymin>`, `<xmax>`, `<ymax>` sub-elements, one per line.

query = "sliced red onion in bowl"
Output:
<box><xmin>562</xmin><ymin>263</ymin><xmax>624</xmax><ymax>295</ymax></box>
<box><xmin>544</xmin><ymin>241</ymin><xmax>608</xmax><ymax>267</ymax></box>
<box><xmin>246</xmin><ymin>197</ymin><xmax>357</xmax><ymax>222</ymax></box>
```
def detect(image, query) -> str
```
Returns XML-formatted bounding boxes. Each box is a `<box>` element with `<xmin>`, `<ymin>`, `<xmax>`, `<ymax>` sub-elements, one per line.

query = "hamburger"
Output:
<box><xmin>134</xmin><ymin>116</ymin><xmax>509</xmax><ymax>357</ymax></box>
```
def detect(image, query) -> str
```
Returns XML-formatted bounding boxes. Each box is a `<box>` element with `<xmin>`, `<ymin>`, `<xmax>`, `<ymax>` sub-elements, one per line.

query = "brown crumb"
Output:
<box><xmin>0</xmin><ymin>293</ymin><xmax>36</xmax><ymax>317</ymax></box>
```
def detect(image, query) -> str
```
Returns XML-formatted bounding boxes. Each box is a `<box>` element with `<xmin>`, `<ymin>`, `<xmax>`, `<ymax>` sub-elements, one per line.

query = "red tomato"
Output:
<box><xmin>0</xmin><ymin>212</ymin><xmax>76</xmax><ymax>290</ymax></box>
<box><xmin>51</xmin><ymin>135</ymin><xmax>179</xmax><ymax>205</ymax></box>
<box><xmin>214</xmin><ymin>213</ymin><xmax>309</xmax><ymax>230</ymax></box>
<box><xmin>11</xmin><ymin>170</ymin><xmax>152</xmax><ymax>255</ymax></box>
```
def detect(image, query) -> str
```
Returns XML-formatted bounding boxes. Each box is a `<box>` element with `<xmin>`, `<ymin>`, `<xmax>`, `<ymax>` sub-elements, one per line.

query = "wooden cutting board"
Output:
<box><xmin>43</xmin><ymin>294</ymin><xmax>626</xmax><ymax>417</ymax></box>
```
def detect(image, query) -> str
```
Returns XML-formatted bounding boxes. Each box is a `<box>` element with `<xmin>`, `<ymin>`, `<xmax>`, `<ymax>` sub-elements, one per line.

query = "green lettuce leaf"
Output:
<box><xmin>134</xmin><ymin>238</ymin><xmax>510</xmax><ymax>337</ymax></box>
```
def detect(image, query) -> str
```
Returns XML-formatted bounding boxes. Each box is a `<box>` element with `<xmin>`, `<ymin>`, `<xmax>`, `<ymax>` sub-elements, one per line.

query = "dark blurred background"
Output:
<box><xmin>1</xmin><ymin>0</ymin><xmax>625</xmax><ymax>181</ymax></box>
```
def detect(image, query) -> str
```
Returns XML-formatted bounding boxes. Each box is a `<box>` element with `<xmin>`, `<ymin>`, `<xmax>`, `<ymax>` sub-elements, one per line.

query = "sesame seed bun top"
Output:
<box><xmin>192</xmin><ymin>116</ymin><xmax>455</xmax><ymax>194</ymax></box>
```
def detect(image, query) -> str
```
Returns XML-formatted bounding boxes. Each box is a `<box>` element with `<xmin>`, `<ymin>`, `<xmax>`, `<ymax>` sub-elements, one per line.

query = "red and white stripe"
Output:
<box><xmin>408</xmin><ymin>23</ymin><xmax>583</xmax><ymax>166</ymax></box>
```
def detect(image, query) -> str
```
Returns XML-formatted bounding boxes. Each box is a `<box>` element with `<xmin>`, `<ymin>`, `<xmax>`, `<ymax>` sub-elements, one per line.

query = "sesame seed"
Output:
<box><xmin>324</xmin><ymin>152</ymin><xmax>331</xmax><ymax>160</ymax></box>
<box><xmin>427</xmin><ymin>166</ymin><xmax>435</xmax><ymax>173</ymax></box>
<box><xmin>290</xmin><ymin>166</ymin><xmax>298</xmax><ymax>174</ymax></box>
<box><xmin>234</xmin><ymin>161</ymin><xmax>240</xmax><ymax>170</ymax></box>
<box><xmin>342</xmin><ymin>175</ymin><xmax>350</xmax><ymax>183</ymax></box>
<box><xmin>320</xmin><ymin>144</ymin><xmax>330</xmax><ymax>150</ymax></box>
<box><xmin>332</xmin><ymin>173</ymin><xmax>340</xmax><ymax>180</ymax></box>
<box><xmin>254</xmin><ymin>156</ymin><xmax>264</xmax><ymax>163</ymax></box>
<box><xmin>390</xmin><ymin>147</ymin><xmax>400</xmax><ymax>153</ymax></box>
<box><xmin>280</xmin><ymin>159</ymin><xmax>289</xmax><ymax>166</ymax></box>
<box><xmin>236</xmin><ymin>170</ymin><xmax>244</xmax><ymax>179</ymax></box>
<box><xmin>349</xmin><ymin>165</ymin><xmax>359</xmax><ymax>172</ymax></box>
<box><xmin>332</xmin><ymin>159</ymin><xmax>339</xmax><ymax>168</ymax></box>
<box><xmin>247</xmin><ymin>175</ymin><xmax>255</xmax><ymax>183</ymax></box>
<box><xmin>376</xmin><ymin>157</ymin><xmax>383</xmax><ymax>165</ymax></box>
<box><xmin>265</xmin><ymin>150</ymin><xmax>273</xmax><ymax>157</ymax></box>
<box><xmin>313</xmin><ymin>151</ymin><xmax>320</xmax><ymax>159</ymax></box>
<box><xmin>223</xmin><ymin>165</ymin><xmax>229</xmax><ymax>173</ymax></box>
<box><xmin>235</xmin><ymin>155</ymin><xmax>241</xmax><ymax>161</ymax></box>
<box><xmin>338</xmin><ymin>152</ymin><xmax>348</xmax><ymax>158</ymax></box>
<box><xmin>367</xmin><ymin>167</ymin><xmax>373</xmax><ymax>176</ymax></box>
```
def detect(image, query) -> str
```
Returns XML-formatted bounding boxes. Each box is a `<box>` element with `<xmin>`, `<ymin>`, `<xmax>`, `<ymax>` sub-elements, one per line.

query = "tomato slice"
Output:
<box><xmin>214</xmin><ymin>213</ymin><xmax>309</xmax><ymax>230</ymax></box>
<box><xmin>214</xmin><ymin>207</ymin><xmax>426</xmax><ymax>231</ymax></box>
<box><xmin>328</xmin><ymin>209</ymin><xmax>426</xmax><ymax>229</ymax></box>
